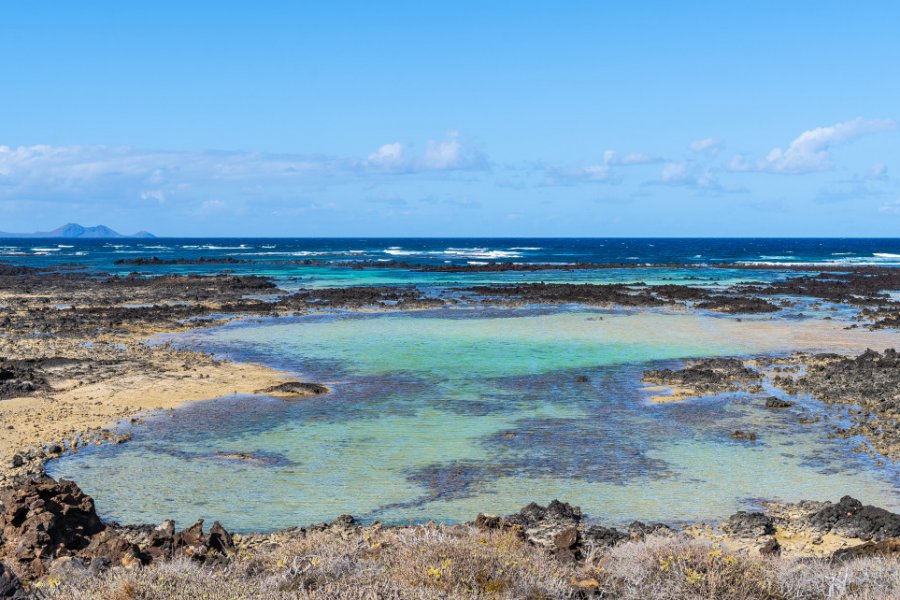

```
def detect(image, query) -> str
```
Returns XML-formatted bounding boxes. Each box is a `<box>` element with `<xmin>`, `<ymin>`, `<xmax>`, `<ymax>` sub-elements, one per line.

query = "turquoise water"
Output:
<box><xmin>49</xmin><ymin>308</ymin><xmax>900</xmax><ymax>532</ymax></box>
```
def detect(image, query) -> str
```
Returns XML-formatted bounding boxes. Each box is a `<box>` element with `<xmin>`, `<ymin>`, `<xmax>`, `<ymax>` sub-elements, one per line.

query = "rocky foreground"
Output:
<box><xmin>0</xmin><ymin>477</ymin><xmax>899</xmax><ymax>599</ymax></box>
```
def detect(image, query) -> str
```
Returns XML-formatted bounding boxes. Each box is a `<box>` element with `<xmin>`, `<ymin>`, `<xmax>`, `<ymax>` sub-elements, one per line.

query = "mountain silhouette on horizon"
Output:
<box><xmin>0</xmin><ymin>223</ymin><xmax>155</xmax><ymax>239</ymax></box>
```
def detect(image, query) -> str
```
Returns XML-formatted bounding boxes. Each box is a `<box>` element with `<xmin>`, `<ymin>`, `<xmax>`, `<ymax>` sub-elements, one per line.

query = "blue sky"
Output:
<box><xmin>1</xmin><ymin>1</ymin><xmax>899</xmax><ymax>236</ymax></box>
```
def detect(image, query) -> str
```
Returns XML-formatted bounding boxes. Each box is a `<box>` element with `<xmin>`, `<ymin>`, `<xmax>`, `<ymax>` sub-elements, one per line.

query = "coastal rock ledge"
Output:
<box><xmin>2</xmin><ymin>477</ymin><xmax>900</xmax><ymax>591</ymax></box>
<box><xmin>0</xmin><ymin>478</ymin><xmax>235</xmax><ymax>581</ymax></box>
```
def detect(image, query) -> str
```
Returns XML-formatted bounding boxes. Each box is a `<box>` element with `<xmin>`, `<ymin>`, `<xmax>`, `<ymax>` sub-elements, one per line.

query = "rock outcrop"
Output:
<box><xmin>0</xmin><ymin>478</ymin><xmax>235</xmax><ymax>581</ymax></box>
<box><xmin>476</xmin><ymin>500</ymin><xmax>634</xmax><ymax>562</ymax></box>
<box><xmin>0</xmin><ymin>477</ymin><xmax>105</xmax><ymax>578</ymax></box>
<box><xmin>0</xmin><ymin>562</ymin><xmax>24</xmax><ymax>598</ymax></box>
<box><xmin>643</xmin><ymin>358</ymin><xmax>761</xmax><ymax>397</ymax></box>
<box><xmin>807</xmin><ymin>496</ymin><xmax>900</xmax><ymax>541</ymax></box>
<box><xmin>721</xmin><ymin>511</ymin><xmax>776</xmax><ymax>538</ymax></box>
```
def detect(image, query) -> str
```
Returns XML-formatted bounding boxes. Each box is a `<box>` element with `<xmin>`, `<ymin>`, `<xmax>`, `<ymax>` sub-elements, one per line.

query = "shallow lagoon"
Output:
<box><xmin>49</xmin><ymin>308</ymin><xmax>900</xmax><ymax>532</ymax></box>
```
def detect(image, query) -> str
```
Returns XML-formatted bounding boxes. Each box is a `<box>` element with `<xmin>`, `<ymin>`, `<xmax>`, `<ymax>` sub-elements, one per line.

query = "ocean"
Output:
<box><xmin>4</xmin><ymin>237</ymin><xmax>900</xmax><ymax>273</ymax></box>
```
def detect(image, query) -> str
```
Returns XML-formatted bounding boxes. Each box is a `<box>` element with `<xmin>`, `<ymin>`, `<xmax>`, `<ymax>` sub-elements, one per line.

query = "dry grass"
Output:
<box><xmin>31</xmin><ymin>526</ymin><xmax>900</xmax><ymax>600</ymax></box>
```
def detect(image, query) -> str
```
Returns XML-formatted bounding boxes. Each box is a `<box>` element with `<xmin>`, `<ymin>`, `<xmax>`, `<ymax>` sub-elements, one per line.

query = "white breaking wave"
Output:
<box><xmin>229</xmin><ymin>250</ymin><xmax>361</xmax><ymax>257</ymax></box>
<box><xmin>383</xmin><ymin>246</ymin><xmax>523</xmax><ymax>259</ymax></box>
<box><xmin>738</xmin><ymin>258</ymin><xmax>900</xmax><ymax>267</ymax></box>
<box><xmin>443</xmin><ymin>248</ymin><xmax>523</xmax><ymax>259</ymax></box>
<box><xmin>874</xmin><ymin>253</ymin><xmax>900</xmax><ymax>258</ymax></box>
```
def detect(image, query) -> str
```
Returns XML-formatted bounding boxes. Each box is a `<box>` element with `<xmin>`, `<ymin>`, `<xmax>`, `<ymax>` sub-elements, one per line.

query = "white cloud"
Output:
<box><xmin>0</xmin><ymin>135</ymin><xmax>488</xmax><ymax>204</ymax></box>
<box><xmin>868</xmin><ymin>162</ymin><xmax>888</xmax><ymax>180</ymax></box>
<box><xmin>367</xmin><ymin>142</ymin><xmax>405</xmax><ymax>169</ymax></box>
<box><xmin>365</xmin><ymin>132</ymin><xmax>486</xmax><ymax>173</ymax></box>
<box><xmin>690</xmin><ymin>137</ymin><xmax>723</xmax><ymax>153</ymax></box>
<box><xmin>602</xmin><ymin>149</ymin><xmax>659</xmax><ymax>165</ymax></box>
<box><xmin>728</xmin><ymin>118</ymin><xmax>897</xmax><ymax>174</ymax></box>
<box><xmin>541</xmin><ymin>163</ymin><xmax>618</xmax><ymax>186</ymax></box>
<box><xmin>879</xmin><ymin>199</ymin><xmax>900</xmax><ymax>215</ymax></box>
<box><xmin>537</xmin><ymin>148</ymin><xmax>658</xmax><ymax>186</ymax></box>
<box><xmin>657</xmin><ymin>161</ymin><xmax>721</xmax><ymax>190</ymax></box>
<box><xmin>140</xmin><ymin>190</ymin><xmax>167</xmax><ymax>204</ymax></box>
<box><xmin>424</xmin><ymin>131</ymin><xmax>464</xmax><ymax>169</ymax></box>
<box><xmin>196</xmin><ymin>199</ymin><xmax>226</xmax><ymax>216</ymax></box>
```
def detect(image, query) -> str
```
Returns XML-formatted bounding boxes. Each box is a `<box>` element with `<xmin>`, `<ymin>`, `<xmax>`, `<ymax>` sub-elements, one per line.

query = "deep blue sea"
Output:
<box><xmin>3</xmin><ymin>237</ymin><xmax>900</xmax><ymax>269</ymax></box>
<box><xmin>4</xmin><ymin>238</ymin><xmax>900</xmax><ymax>290</ymax></box>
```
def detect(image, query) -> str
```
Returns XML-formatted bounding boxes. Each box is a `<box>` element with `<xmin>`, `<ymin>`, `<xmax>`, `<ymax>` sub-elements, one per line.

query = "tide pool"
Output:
<box><xmin>48</xmin><ymin>309</ymin><xmax>900</xmax><ymax>532</ymax></box>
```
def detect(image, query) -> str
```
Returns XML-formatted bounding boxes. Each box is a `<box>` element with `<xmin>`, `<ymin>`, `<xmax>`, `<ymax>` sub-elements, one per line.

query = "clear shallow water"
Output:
<box><xmin>49</xmin><ymin>309</ymin><xmax>900</xmax><ymax>532</ymax></box>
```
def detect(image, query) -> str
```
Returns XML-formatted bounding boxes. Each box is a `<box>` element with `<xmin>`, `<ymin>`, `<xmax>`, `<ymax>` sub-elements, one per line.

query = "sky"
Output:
<box><xmin>1</xmin><ymin>1</ymin><xmax>899</xmax><ymax>237</ymax></box>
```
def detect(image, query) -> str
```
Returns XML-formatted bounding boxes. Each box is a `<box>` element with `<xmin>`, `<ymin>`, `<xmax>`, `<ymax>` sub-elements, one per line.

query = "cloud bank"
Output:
<box><xmin>0</xmin><ymin>132</ymin><xmax>487</xmax><ymax>204</ymax></box>
<box><xmin>728</xmin><ymin>118</ymin><xmax>896</xmax><ymax>174</ymax></box>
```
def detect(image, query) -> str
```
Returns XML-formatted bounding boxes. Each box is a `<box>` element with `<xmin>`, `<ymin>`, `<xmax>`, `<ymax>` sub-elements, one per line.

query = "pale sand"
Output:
<box><xmin>0</xmin><ymin>339</ymin><xmax>289</xmax><ymax>482</ymax></box>
<box><xmin>643</xmin><ymin>385</ymin><xmax>700</xmax><ymax>404</ymax></box>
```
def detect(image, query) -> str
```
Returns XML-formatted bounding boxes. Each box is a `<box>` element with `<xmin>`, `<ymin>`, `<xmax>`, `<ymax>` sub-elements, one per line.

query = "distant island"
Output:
<box><xmin>0</xmin><ymin>223</ymin><xmax>155</xmax><ymax>239</ymax></box>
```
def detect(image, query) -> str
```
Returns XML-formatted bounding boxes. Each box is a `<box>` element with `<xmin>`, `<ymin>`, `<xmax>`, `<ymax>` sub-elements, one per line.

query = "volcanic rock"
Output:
<box><xmin>721</xmin><ymin>511</ymin><xmax>775</xmax><ymax>538</ymax></box>
<box><xmin>764</xmin><ymin>396</ymin><xmax>796</xmax><ymax>409</ymax></box>
<box><xmin>807</xmin><ymin>496</ymin><xmax>900</xmax><ymax>541</ymax></box>
<box><xmin>0</xmin><ymin>562</ymin><xmax>24</xmax><ymax>598</ymax></box>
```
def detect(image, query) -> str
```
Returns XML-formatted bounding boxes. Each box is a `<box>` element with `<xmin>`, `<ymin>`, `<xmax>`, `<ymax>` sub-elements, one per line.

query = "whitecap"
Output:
<box><xmin>442</xmin><ymin>247</ymin><xmax>523</xmax><ymax>259</ymax></box>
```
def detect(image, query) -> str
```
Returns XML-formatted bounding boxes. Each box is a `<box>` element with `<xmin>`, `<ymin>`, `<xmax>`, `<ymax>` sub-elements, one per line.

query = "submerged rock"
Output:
<box><xmin>773</xmin><ymin>349</ymin><xmax>900</xmax><ymax>460</ymax></box>
<box><xmin>260</xmin><ymin>381</ymin><xmax>329</xmax><ymax>398</ymax></box>
<box><xmin>764</xmin><ymin>396</ymin><xmax>796</xmax><ymax>409</ymax></box>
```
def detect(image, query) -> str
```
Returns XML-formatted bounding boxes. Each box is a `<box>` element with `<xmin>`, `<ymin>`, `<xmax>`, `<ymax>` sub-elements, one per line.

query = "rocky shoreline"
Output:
<box><xmin>641</xmin><ymin>350</ymin><xmax>900</xmax><ymax>461</ymax></box>
<box><xmin>0</xmin><ymin>476</ymin><xmax>898</xmax><ymax>597</ymax></box>
<box><xmin>1</xmin><ymin>261</ymin><xmax>900</xmax><ymax>596</ymax></box>
<box><xmin>1</xmin><ymin>260</ymin><xmax>898</xmax><ymax>478</ymax></box>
